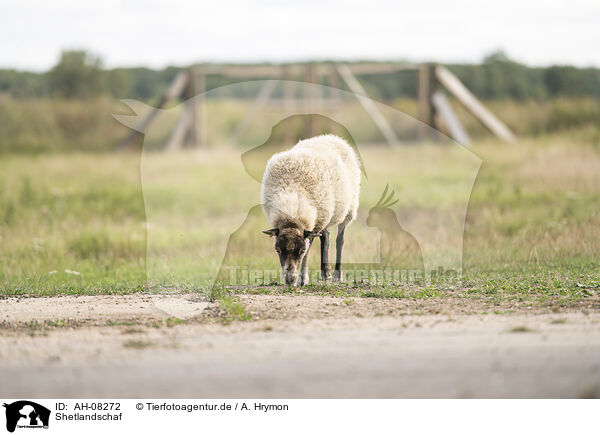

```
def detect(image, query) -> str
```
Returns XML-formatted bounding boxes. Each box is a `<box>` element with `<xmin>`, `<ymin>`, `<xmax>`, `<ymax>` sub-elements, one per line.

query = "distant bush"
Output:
<box><xmin>0</xmin><ymin>95</ymin><xmax>131</xmax><ymax>153</ymax></box>
<box><xmin>47</xmin><ymin>51</ymin><xmax>105</xmax><ymax>97</ymax></box>
<box><xmin>446</xmin><ymin>97</ymin><xmax>600</xmax><ymax>139</ymax></box>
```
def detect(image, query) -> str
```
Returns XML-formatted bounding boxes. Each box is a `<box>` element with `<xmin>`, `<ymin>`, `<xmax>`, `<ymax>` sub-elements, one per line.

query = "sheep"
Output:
<box><xmin>261</xmin><ymin>134</ymin><xmax>361</xmax><ymax>286</ymax></box>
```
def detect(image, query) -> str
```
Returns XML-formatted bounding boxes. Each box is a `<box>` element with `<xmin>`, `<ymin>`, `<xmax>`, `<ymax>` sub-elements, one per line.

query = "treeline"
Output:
<box><xmin>0</xmin><ymin>51</ymin><xmax>182</xmax><ymax>100</ymax></box>
<box><xmin>1</xmin><ymin>50</ymin><xmax>599</xmax><ymax>101</ymax></box>
<box><xmin>363</xmin><ymin>52</ymin><xmax>600</xmax><ymax>100</ymax></box>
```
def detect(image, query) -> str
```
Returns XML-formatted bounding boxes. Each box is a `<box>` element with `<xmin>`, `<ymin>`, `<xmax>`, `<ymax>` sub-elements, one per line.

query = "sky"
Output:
<box><xmin>1</xmin><ymin>0</ymin><xmax>599</xmax><ymax>71</ymax></box>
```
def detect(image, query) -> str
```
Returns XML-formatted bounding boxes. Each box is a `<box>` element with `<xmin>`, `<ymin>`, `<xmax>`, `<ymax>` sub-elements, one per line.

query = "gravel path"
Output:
<box><xmin>1</xmin><ymin>294</ymin><xmax>599</xmax><ymax>398</ymax></box>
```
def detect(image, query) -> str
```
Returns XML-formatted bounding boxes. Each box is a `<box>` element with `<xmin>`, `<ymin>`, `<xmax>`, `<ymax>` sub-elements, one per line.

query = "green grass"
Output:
<box><xmin>121</xmin><ymin>327</ymin><xmax>145</xmax><ymax>334</ymax></box>
<box><xmin>218</xmin><ymin>296</ymin><xmax>250</xmax><ymax>323</ymax></box>
<box><xmin>122</xmin><ymin>339</ymin><xmax>153</xmax><ymax>349</ymax></box>
<box><xmin>508</xmin><ymin>326</ymin><xmax>535</xmax><ymax>333</ymax></box>
<box><xmin>165</xmin><ymin>317</ymin><xmax>185</xmax><ymax>327</ymax></box>
<box><xmin>2</xmin><ymin>96</ymin><xmax>600</xmax><ymax>153</ymax></box>
<box><xmin>105</xmin><ymin>320</ymin><xmax>138</xmax><ymax>327</ymax></box>
<box><xmin>0</xmin><ymin>137</ymin><xmax>599</xmax><ymax>307</ymax></box>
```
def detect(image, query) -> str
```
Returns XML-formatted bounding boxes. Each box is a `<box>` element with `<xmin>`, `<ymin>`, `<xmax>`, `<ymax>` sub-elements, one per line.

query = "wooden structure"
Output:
<box><xmin>117</xmin><ymin>62</ymin><xmax>515</xmax><ymax>150</ymax></box>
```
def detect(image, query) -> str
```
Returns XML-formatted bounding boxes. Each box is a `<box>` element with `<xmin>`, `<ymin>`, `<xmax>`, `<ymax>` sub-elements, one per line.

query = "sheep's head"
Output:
<box><xmin>263</xmin><ymin>226</ymin><xmax>321</xmax><ymax>285</ymax></box>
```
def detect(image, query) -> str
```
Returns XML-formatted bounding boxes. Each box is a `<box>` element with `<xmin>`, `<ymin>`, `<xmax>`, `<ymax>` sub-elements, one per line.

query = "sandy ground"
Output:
<box><xmin>1</xmin><ymin>294</ymin><xmax>599</xmax><ymax>398</ymax></box>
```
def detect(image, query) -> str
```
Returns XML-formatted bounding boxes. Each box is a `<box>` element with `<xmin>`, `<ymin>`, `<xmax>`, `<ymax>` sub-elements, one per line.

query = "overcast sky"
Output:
<box><xmin>1</xmin><ymin>0</ymin><xmax>599</xmax><ymax>71</ymax></box>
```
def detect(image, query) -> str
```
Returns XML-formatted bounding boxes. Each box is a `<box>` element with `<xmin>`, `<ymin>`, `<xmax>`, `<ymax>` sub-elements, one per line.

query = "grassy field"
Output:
<box><xmin>1</xmin><ymin>136</ymin><xmax>599</xmax><ymax>306</ymax></box>
<box><xmin>2</xmin><ymin>94</ymin><xmax>600</xmax><ymax>153</ymax></box>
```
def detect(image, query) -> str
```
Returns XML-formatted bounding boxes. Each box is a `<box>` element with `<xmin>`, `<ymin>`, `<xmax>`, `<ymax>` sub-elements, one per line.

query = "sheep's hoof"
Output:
<box><xmin>299</xmin><ymin>274</ymin><xmax>309</xmax><ymax>286</ymax></box>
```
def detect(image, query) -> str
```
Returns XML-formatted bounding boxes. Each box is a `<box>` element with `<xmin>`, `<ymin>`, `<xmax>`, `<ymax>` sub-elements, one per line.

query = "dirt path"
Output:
<box><xmin>1</xmin><ymin>294</ymin><xmax>599</xmax><ymax>398</ymax></box>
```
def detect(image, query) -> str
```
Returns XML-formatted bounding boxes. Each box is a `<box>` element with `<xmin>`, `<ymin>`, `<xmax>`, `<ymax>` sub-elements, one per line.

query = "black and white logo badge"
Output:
<box><xmin>3</xmin><ymin>401</ymin><xmax>50</xmax><ymax>433</ymax></box>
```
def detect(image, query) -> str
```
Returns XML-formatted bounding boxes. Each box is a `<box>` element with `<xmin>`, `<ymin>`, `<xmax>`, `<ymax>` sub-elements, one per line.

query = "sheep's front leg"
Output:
<box><xmin>320</xmin><ymin>229</ymin><xmax>331</xmax><ymax>281</ymax></box>
<box><xmin>298</xmin><ymin>238</ymin><xmax>314</xmax><ymax>286</ymax></box>
<box><xmin>334</xmin><ymin>223</ymin><xmax>346</xmax><ymax>282</ymax></box>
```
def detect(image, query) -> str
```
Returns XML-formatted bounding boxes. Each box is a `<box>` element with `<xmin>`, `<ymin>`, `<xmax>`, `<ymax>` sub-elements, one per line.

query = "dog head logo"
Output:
<box><xmin>3</xmin><ymin>401</ymin><xmax>50</xmax><ymax>433</ymax></box>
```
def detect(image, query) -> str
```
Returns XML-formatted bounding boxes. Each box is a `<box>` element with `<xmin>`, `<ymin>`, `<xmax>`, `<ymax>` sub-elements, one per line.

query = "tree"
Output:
<box><xmin>46</xmin><ymin>50</ymin><xmax>104</xmax><ymax>97</ymax></box>
<box><xmin>483</xmin><ymin>49</ymin><xmax>512</xmax><ymax>64</ymax></box>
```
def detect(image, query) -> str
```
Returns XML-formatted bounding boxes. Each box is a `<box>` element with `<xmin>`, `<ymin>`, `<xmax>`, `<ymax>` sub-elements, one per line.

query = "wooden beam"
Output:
<box><xmin>431</xmin><ymin>91</ymin><xmax>471</xmax><ymax>146</ymax></box>
<box><xmin>117</xmin><ymin>70</ymin><xmax>189</xmax><ymax>150</ymax></box>
<box><xmin>190</xmin><ymin>62</ymin><xmax>419</xmax><ymax>79</ymax></box>
<box><xmin>303</xmin><ymin>66</ymin><xmax>312</xmax><ymax>137</ymax></box>
<box><xmin>283</xmin><ymin>66</ymin><xmax>295</xmax><ymax>114</ymax></box>
<box><xmin>307</xmin><ymin>64</ymin><xmax>321</xmax><ymax>136</ymax></box>
<box><xmin>229</xmin><ymin>80</ymin><xmax>278</xmax><ymax>144</ymax></box>
<box><xmin>165</xmin><ymin>104</ymin><xmax>192</xmax><ymax>151</ymax></box>
<box><xmin>329</xmin><ymin>65</ymin><xmax>340</xmax><ymax>110</ymax></box>
<box><xmin>435</xmin><ymin>66</ymin><xmax>516</xmax><ymax>142</ymax></box>
<box><xmin>164</xmin><ymin>70</ymin><xmax>191</xmax><ymax>102</ymax></box>
<box><xmin>210</xmin><ymin>65</ymin><xmax>285</xmax><ymax>77</ymax></box>
<box><xmin>194</xmin><ymin>71</ymin><xmax>207</xmax><ymax>147</ymax></box>
<box><xmin>345</xmin><ymin>63</ymin><xmax>418</xmax><ymax>75</ymax></box>
<box><xmin>187</xmin><ymin>69</ymin><xmax>199</xmax><ymax>147</ymax></box>
<box><xmin>418</xmin><ymin>64</ymin><xmax>432</xmax><ymax>140</ymax></box>
<box><xmin>283</xmin><ymin>66</ymin><xmax>295</xmax><ymax>145</ymax></box>
<box><xmin>337</xmin><ymin>64</ymin><xmax>400</xmax><ymax>146</ymax></box>
<box><xmin>267</xmin><ymin>99</ymin><xmax>341</xmax><ymax>110</ymax></box>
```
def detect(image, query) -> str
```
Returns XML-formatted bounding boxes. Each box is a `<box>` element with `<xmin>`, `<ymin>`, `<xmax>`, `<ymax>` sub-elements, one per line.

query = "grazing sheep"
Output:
<box><xmin>261</xmin><ymin>134</ymin><xmax>361</xmax><ymax>286</ymax></box>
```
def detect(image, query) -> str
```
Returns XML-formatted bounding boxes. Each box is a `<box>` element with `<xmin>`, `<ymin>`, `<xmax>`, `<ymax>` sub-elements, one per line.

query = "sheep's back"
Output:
<box><xmin>261</xmin><ymin>135</ymin><xmax>361</xmax><ymax>231</ymax></box>
<box><xmin>296</xmin><ymin>135</ymin><xmax>361</xmax><ymax>226</ymax></box>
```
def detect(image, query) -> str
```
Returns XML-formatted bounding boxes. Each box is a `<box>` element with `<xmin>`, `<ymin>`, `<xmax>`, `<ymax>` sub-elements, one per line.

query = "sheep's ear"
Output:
<box><xmin>303</xmin><ymin>230</ymin><xmax>321</xmax><ymax>239</ymax></box>
<box><xmin>262</xmin><ymin>229</ymin><xmax>279</xmax><ymax>237</ymax></box>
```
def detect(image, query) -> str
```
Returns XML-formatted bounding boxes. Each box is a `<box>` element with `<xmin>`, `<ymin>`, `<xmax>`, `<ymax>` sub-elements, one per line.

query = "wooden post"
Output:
<box><xmin>337</xmin><ymin>64</ymin><xmax>400</xmax><ymax>146</ymax></box>
<box><xmin>116</xmin><ymin>70</ymin><xmax>188</xmax><ymax>150</ymax></box>
<box><xmin>229</xmin><ymin>80</ymin><xmax>278</xmax><ymax>144</ymax></box>
<box><xmin>283</xmin><ymin>66</ymin><xmax>295</xmax><ymax>114</ymax></box>
<box><xmin>328</xmin><ymin>65</ymin><xmax>342</xmax><ymax>136</ymax></box>
<box><xmin>187</xmin><ymin>68</ymin><xmax>198</xmax><ymax>147</ymax></box>
<box><xmin>307</xmin><ymin>64</ymin><xmax>320</xmax><ymax>137</ymax></box>
<box><xmin>431</xmin><ymin>91</ymin><xmax>471</xmax><ymax>146</ymax></box>
<box><xmin>435</xmin><ymin>65</ymin><xmax>516</xmax><ymax>142</ymax></box>
<box><xmin>314</xmin><ymin>64</ymin><xmax>323</xmax><ymax>120</ymax></box>
<box><xmin>283</xmin><ymin>66</ymin><xmax>295</xmax><ymax>145</ymax></box>
<box><xmin>418</xmin><ymin>63</ymin><xmax>438</xmax><ymax>140</ymax></box>
<box><xmin>418</xmin><ymin>64</ymin><xmax>429</xmax><ymax>140</ymax></box>
<box><xmin>329</xmin><ymin>65</ymin><xmax>340</xmax><ymax>111</ymax></box>
<box><xmin>302</xmin><ymin>65</ymin><xmax>311</xmax><ymax>138</ymax></box>
<box><xmin>165</xmin><ymin>104</ymin><xmax>192</xmax><ymax>151</ymax></box>
<box><xmin>195</xmin><ymin>69</ymin><xmax>207</xmax><ymax>147</ymax></box>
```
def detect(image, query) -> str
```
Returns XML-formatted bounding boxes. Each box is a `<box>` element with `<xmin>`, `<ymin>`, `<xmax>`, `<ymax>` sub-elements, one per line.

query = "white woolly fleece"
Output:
<box><xmin>261</xmin><ymin>134</ymin><xmax>361</xmax><ymax>232</ymax></box>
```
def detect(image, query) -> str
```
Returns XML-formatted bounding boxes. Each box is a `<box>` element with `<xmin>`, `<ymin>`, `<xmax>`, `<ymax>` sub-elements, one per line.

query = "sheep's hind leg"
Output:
<box><xmin>299</xmin><ymin>238</ymin><xmax>314</xmax><ymax>286</ymax></box>
<box><xmin>334</xmin><ymin>223</ymin><xmax>346</xmax><ymax>282</ymax></box>
<box><xmin>320</xmin><ymin>229</ymin><xmax>331</xmax><ymax>281</ymax></box>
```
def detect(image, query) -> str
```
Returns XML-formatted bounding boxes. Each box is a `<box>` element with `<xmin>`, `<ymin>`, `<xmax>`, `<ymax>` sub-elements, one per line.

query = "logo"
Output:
<box><xmin>114</xmin><ymin>80</ymin><xmax>481</xmax><ymax>292</ymax></box>
<box><xmin>3</xmin><ymin>401</ymin><xmax>50</xmax><ymax>433</ymax></box>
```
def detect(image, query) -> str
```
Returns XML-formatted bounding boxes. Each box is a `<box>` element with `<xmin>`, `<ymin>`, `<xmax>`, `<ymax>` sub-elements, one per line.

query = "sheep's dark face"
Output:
<box><xmin>263</xmin><ymin>227</ymin><xmax>320</xmax><ymax>285</ymax></box>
